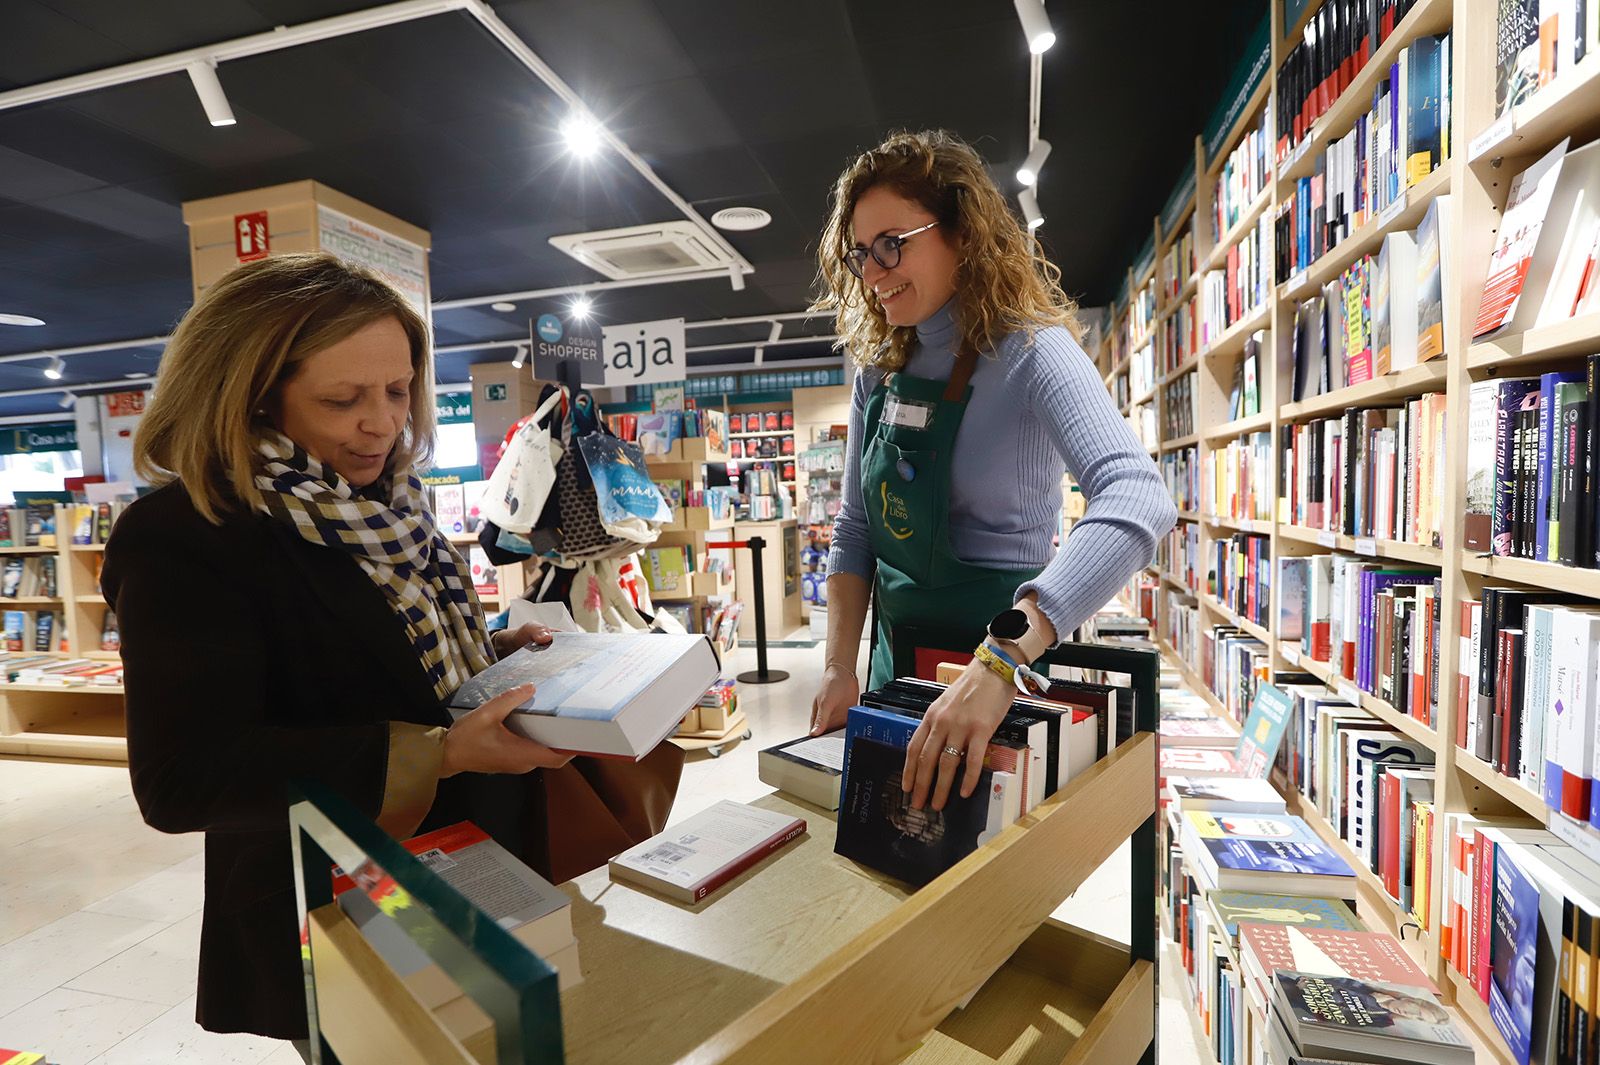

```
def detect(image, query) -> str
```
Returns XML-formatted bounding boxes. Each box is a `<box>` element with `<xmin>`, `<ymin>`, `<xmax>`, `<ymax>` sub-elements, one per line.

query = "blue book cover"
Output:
<box><xmin>841</xmin><ymin>704</ymin><xmax>920</xmax><ymax>799</ymax></box>
<box><xmin>1361</xmin><ymin>571</ymin><xmax>1434</xmax><ymax>693</ymax></box>
<box><xmin>1495</xmin><ymin>380</ymin><xmax>1542</xmax><ymax>556</ymax></box>
<box><xmin>1488</xmin><ymin>844</ymin><xmax>1539</xmax><ymax>1064</ymax></box>
<box><xmin>1234</xmin><ymin>683</ymin><xmax>1294</xmax><ymax>778</ymax></box>
<box><xmin>1185</xmin><ymin>812</ymin><xmax>1356</xmax><ymax>881</ymax></box>
<box><xmin>1538</xmin><ymin>371</ymin><xmax>1584</xmax><ymax>561</ymax></box>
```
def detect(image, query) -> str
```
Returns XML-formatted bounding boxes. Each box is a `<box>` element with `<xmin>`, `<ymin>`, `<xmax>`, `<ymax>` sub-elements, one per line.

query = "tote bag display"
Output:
<box><xmin>577</xmin><ymin>432</ymin><xmax>671</xmax><ymax>543</ymax></box>
<box><xmin>479</xmin><ymin>390</ymin><xmax>564</xmax><ymax>534</ymax></box>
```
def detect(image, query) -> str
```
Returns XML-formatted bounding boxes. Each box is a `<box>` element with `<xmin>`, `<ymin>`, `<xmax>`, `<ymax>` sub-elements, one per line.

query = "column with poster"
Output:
<box><xmin>99</xmin><ymin>390</ymin><xmax>149</xmax><ymax>486</ymax></box>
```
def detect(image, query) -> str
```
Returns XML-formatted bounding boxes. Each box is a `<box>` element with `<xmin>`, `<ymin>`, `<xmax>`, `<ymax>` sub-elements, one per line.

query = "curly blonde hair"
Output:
<box><xmin>814</xmin><ymin>129</ymin><xmax>1082</xmax><ymax>372</ymax></box>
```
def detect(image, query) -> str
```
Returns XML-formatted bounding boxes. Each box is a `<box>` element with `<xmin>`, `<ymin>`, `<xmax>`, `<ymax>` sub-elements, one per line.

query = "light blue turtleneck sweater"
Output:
<box><xmin>827</xmin><ymin>301</ymin><xmax>1177</xmax><ymax>639</ymax></box>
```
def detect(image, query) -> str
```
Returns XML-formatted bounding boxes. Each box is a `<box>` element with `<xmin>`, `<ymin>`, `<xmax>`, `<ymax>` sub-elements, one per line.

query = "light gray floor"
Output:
<box><xmin>0</xmin><ymin>638</ymin><xmax>1202</xmax><ymax>1063</ymax></box>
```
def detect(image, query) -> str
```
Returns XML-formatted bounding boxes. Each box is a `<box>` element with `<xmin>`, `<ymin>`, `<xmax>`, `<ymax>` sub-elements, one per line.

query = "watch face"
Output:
<box><xmin>989</xmin><ymin>608</ymin><xmax>1029</xmax><ymax>641</ymax></box>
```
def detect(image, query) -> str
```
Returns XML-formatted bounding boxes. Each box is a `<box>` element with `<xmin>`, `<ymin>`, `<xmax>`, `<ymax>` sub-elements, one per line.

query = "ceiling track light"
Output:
<box><xmin>570</xmin><ymin>296</ymin><xmax>592</xmax><ymax>320</ymax></box>
<box><xmin>59</xmin><ymin>393</ymin><xmax>75</xmax><ymax>409</ymax></box>
<box><xmin>511</xmin><ymin>344</ymin><xmax>529</xmax><ymax>369</ymax></box>
<box><xmin>1013</xmin><ymin>0</ymin><xmax>1056</xmax><ymax>54</ymax></box>
<box><xmin>42</xmin><ymin>356</ymin><xmax>63</xmax><ymax>380</ymax></box>
<box><xmin>561</xmin><ymin>113</ymin><xmax>603</xmax><ymax>158</ymax></box>
<box><xmin>1017</xmin><ymin>138</ymin><xmax>1052</xmax><ymax>187</ymax></box>
<box><xmin>185</xmin><ymin>60</ymin><xmax>236</xmax><ymax>127</ymax></box>
<box><xmin>728</xmin><ymin>264</ymin><xmax>746</xmax><ymax>292</ymax></box>
<box><xmin>1019</xmin><ymin>187</ymin><xmax>1044</xmax><ymax>231</ymax></box>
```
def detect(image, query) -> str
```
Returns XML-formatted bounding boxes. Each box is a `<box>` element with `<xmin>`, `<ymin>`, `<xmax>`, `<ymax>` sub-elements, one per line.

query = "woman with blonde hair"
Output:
<box><xmin>101</xmin><ymin>253</ymin><xmax>675</xmax><ymax>1051</ymax></box>
<box><xmin>809</xmin><ymin>130</ymin><xmax>1175</xmax><ymax>813</ymax></box>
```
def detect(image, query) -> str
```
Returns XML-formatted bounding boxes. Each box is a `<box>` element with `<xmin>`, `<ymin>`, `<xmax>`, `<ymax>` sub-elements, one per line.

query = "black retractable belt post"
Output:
<box><xmin>705</xmin><ymin>535</ymin><xmax>789</xmax><ymax>685</ymax></box>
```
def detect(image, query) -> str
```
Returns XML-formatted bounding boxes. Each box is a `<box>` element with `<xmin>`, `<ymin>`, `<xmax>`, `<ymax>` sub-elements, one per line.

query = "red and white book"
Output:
<box><xmin>1475</xmin><ymin>139</ymin><xmax>1571</xmax><ymax>338</ymax></box>
<box><xmin>609</xmin><ymin>800</ymin><xmax>806</xmax><ymax>903</ymax></box>
<box><xmin>1238</xmin><ymin>922</ymin><xmax>1436</xmax><ymax>1008</ymax></box>
<box><xmin>1159</xmin><ymin>745</ymin><xmax>1241</xmax><ymax>786</ymax></box>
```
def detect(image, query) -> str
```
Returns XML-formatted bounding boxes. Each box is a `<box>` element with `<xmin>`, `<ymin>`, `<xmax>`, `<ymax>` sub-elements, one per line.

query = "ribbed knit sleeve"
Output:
<box><xmin>825</xmin><ymin>367</ymin><xmax>879</xmax><ymax>583</ymax></box>
<box><xmin>1010</xmin><ymin>327</ymin><xmax>1177</xmax><ymax>639</ymax></box>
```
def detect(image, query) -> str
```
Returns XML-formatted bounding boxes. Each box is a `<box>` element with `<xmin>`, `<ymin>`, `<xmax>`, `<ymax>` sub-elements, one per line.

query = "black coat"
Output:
<box><xmin>102</xmin><ymin>481</ymin><xmax>551</xmax><ymax>1039</ymax></box>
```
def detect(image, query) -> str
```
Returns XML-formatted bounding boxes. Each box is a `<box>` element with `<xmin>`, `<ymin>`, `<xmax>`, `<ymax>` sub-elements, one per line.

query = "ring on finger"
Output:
<box><xmin>941</xmin><ymin>744</ymin><xmax>965</xmax><ymax>759</ymax></box>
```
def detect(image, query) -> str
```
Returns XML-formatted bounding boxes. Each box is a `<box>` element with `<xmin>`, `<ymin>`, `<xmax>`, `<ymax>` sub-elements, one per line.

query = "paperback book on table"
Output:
<box><xmin>1180</xmin><ymin>811</ymin><xmax>1357</xmax><ymax>898</ymax></box>
<box><xmin>1271</xmin><ymin>970</ymin><xmax>1473</xmax><ymax>1065</ymax></box>
<box><xmin>608</xmin><ymin>799</ymin><xmax>806</xmax><ymax>904</ymax></box>
<box><xmin>448</xmin><ymin>631</ymin><xmax>719</xmax><ymax>759</ymax></box>
<box><xmin>757</xmin><ymin>729</ymin><xmax>844</xmax><ymax>810</ymax></box>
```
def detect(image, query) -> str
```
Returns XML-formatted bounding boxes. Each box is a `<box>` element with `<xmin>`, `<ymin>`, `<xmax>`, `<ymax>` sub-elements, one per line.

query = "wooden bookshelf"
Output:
<box><xmin>1102</xmin><ymin>5</ymin><xmax>1564</xmax><ymax>1061</ymax></box>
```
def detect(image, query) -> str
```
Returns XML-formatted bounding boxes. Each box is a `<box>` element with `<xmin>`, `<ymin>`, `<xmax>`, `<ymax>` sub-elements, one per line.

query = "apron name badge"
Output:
<box><xmin>883</xmin><ymin>395</ymin><xmax>934</xmax><ymax>430</ymax></box>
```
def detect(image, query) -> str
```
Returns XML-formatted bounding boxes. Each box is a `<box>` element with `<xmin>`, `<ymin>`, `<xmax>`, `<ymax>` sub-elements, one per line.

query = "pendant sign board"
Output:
<box><xmin>601</xmin><ymin>317</ymin><xmax>687</xmax><ymax>387</ymax></box>
<box><xmin>234</xmin><ymin>212</ymin><xmax>269</xmax><ymax>262</ymax></box>
<box><xmin>530</xmin><ymin>311</ymin><xmax>605</xmax><ymax>385</ymax></box>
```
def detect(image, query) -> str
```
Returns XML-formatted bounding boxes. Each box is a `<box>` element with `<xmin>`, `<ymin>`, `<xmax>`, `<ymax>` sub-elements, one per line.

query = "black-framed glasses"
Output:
<box><xmin>842</xmin><ymin>220</ymin><xmax>940</xmax><ymax>279</ymax></box>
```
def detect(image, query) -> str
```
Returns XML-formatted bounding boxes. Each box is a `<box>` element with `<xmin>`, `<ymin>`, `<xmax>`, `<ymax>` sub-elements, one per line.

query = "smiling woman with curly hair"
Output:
<box><xmin>808</xmin><ymin>129</ymin><xmax>1176</xmax><ymax>813</ymax></box>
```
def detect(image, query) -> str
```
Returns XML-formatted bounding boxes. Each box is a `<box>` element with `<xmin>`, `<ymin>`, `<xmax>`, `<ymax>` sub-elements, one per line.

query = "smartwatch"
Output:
<box><xmin>987</xmin><ymin>608</ymin><xmax>1030</xmax><ymax>644</ymax></box>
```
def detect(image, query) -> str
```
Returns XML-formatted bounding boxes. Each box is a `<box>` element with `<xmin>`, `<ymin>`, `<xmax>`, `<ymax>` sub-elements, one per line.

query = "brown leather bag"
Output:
<box><xmin>537</xmin><ymin>740</ymin><xmax>686</xmax><ymax>885</ymax></box>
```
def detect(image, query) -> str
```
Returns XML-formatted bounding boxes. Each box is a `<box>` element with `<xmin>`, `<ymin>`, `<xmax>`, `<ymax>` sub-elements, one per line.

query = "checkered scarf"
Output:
<box><xmin>253</xmin><ymin>433</ymin><xmax>493</xmax><ymax>701</ymax></box>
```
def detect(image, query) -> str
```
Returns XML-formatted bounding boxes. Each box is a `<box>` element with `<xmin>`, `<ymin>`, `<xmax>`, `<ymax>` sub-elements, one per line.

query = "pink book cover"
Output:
<box><xmin>1239</xmin><ymin>923</ymin><xmax>1437</xmax><ymax>992</ymax></box>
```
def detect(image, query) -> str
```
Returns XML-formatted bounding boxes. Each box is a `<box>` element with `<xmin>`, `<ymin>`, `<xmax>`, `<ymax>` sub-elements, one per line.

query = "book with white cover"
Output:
<box><xmin>609</xmin><ymin>800</ymin><xmax>807</xmax><ymax>903</ymax></box>
<box><xmin>1534</xmin><ymin>140</ymin><xmax>1600</xmax><ymax>325</ymax></box>
<box><xmin>448</xmin><ymin>632</ymin><xmax>719</xmax><ymax>759</ymax></box>
<box><xmin>758</xmin><ymin>730</ymin><xmax>844</xmax><ymax>810</ymax></box>
<box><xmin>1475</xmin><ymin>138</ymin><xmax>1573</xmax><ymax>338</ymax></box>
<box><xmin>1165</xmin><ymin>775</ymin><xmax>1288</xmax><ymax>814</ymax></box>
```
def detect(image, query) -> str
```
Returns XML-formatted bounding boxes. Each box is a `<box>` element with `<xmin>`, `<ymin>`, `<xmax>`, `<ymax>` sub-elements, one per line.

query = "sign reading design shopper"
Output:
<box><xmin>1</xmin><ymin>422</ymin><xmax>77</xmax><ymax>456</ymax></box>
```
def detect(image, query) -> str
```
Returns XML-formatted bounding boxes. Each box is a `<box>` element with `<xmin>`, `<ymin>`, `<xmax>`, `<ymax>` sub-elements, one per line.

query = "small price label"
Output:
<box><xmin>1289</xmin><ymin>270</ymin><xmax>1308</xmax><ymax>293</ymax></box>
<box><xmin>1282</xmin><ymin>645</ymin><xmax>1301</xmax><ymax>666</ymax></box>
<box><xmin>1355</xmin><ymin>537</ymin><xmax>1378</xmax><ymax>556</ymax></box>
<box><xmin>1470</xmin><ymin>114</ymin><xmax>1515</xmax><ymax>162</ymax></box>
<box><xmin>1379</xmin><ymin>193</ymin><xmax>1407</xmax><ymax>228</ymax></box>
<box><xmin>1291</xmin><ymin>138</ymin><xmax>1312</xmax><ymax>167</ymax></box>
<box><xmin>1316</xmin><ymin>529</ymin><xmax>1337</xmax><ymax>547</ymax></box>
<box><xmin>1335</xmin><ymin>679</ymin><xmax>1362</xmax><ymax>704</ymax></box>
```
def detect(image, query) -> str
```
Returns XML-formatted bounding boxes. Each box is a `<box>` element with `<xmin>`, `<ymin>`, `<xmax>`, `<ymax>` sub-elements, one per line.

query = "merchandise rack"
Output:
<box><xmin>1094</xmin><ymin>3</ymin><xmax>1600</xmax><ymax>1061</ymax></box>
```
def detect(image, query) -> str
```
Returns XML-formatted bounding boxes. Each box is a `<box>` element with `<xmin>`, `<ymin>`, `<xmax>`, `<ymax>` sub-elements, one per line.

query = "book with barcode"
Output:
<box><xmin>608</xmin><ymin>799</ymin><xmax>806</xmax><ymax>903</ymax></box>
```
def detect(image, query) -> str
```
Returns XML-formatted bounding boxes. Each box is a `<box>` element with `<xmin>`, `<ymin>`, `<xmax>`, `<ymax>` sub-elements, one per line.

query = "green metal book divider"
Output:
<box><xmin>289</xmin><ymin>779</ymin><xmax>565</xmax><ymax>1064</ymax></box>
<box><xmin>892</xmin><ymin>625</ymin><xmax>1160</xmax><ymax>1065</ymax></box>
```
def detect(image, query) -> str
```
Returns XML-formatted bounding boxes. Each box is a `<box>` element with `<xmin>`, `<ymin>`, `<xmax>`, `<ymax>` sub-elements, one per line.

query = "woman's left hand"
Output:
<box><xmin>901</xmin><ymin>661</ymin><xmax>1014</xmax><ymax>811</ymax></box>
<box><xmin>491</xmin><ymin>622</ymin><xmax>557</xmax><ymax>659</ymax></box>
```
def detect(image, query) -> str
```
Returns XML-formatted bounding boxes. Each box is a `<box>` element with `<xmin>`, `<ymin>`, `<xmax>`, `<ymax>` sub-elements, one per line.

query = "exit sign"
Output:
<box><xmin>484</xmin><ymin>383</ymin><xmax>508</xmax><ymax>401</ymax></box>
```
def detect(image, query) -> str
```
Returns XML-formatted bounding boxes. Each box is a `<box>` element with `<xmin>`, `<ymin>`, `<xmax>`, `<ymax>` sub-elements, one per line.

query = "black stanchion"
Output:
<box><xmin>733</xmin><ymin>535</ymin><xmax>788</xmax><ymax>684</ymax></box>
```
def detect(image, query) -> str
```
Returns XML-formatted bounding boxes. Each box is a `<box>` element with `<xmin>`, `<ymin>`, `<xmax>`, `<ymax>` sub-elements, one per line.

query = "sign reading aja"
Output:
<box><xmin>601</xmin><ymin>318</ymin><xmax>686</xmax><ymax>387</ymax></box>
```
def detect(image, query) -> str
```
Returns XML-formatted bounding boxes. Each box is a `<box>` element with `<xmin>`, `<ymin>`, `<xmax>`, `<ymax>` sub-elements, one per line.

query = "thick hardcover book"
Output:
<box><xmin>834</xmin><ymin>737</ymin><xmax>995</xmax><ymax>887</ymax></box>
<box><xmin>1181</xmin><ymin>811</ymin><xmax>1356</xmax><ymax>897</ymax></box>
<box><xmin>1555</xmin><ymin>382</ymin><xmax>1589</xmax><ymax>565</ymax></box>
<box><xmin>610</xmin><ymin>800</ymin><xmax>806</xmax><ymax>903</ymax></box>
<box><xmin>1494</xmin><ymin>380</ymin><xmax>1543</xmax><ymax>556</ymax></box>
<box><xmin>1273</xmin><ymin>971</ymin><xmax>1472</xmax><ymax>1064</ymax></box>
<box><xmin>757</xmin><ymin>731</ymin><xmax>844</xmax><ymax>811</ymax></box>
<box><xmin>447</xmin><ymin>632</ymin><xmax>719</xmax><ymax>759</ymax></box>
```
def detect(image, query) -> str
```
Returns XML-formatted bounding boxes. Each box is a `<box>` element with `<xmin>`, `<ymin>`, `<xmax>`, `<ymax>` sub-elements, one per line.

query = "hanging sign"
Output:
<box><xmin>531</xmin><ymin>310</ymin><xmax>605</xmax><ymax>385</ymax></box>
<box><xmin>316</xmin><ymin>205</ymin><xmax>429</xmax><ymax>314</ymax></box>
<box><xmin>0</xmin><ymin>422</ymin><xmax>77</xmax><ymax>456</ymax></box>
<box><xmin>234</xmin><ymin>212</ymin><xmax>270</xmax><ymax>263</ymax></box>
<box><xmin>601</xmin><ymin>317</ymin><xmax>687</xmax><ymax>387</ymax></box>
<box><xmin>436</xmin><ymin>391</ymin><xmax>472</xmax><ymax>425</ymax></box>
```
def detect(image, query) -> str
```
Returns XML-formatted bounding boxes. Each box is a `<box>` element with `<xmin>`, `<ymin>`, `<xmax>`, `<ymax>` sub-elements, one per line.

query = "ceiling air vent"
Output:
<box><xmin>549</xmin><ymin>221</ymin><xmax>738</xmax><ymax>280</ymax></box>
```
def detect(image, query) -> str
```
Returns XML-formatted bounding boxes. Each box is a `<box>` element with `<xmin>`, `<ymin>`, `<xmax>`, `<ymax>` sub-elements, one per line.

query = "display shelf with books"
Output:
<box><xmin>1459</xmin><ymin>554</ymin><xmax>1600</xmax><ymax>599</ymax></box>
<box><xmin>1466</xmin><ymin>309</ymin><xmax>1600</xmax><ymax>370</ymax></box>
<box><xmin>1290</xmin><ymin>647</ymin><xmax>1437</xmax><ymax>748</ymax></box>
<box><xmin>1276</xmin><ymin>524</ymin><xmax>1446</xmax><ymax>566</ymax></box>
<box><xmin>1450</xmin><ymin>744</ymin><xmax>1546</xmax><ymax>821</ymax></box>
<box><xmin>1471</xmin><ymin>38</ymin><xmax>1600</xmax><ymax>164</ymax></box>
<box><xmin>1280</xmin><ymin>359</ymin><xmax>1451</xmax><ymax>420</ymax></box>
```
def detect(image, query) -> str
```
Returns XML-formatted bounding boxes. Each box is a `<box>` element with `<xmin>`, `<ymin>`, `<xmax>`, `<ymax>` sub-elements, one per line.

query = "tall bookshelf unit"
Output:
<box><xmin>1096</xmin><ymin>3</ymin><xmax>1600</xmax><ymax>1061</ymax></box>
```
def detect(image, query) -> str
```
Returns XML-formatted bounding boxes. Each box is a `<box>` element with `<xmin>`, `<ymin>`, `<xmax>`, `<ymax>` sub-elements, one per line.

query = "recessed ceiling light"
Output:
<box><xmin>124</xmin><ymin>372</ymin><xmax>146</xmax><ymax>379</ymax></box>
<box><xmin>711</xmin><ymin>207</ymin><xmax>772</xmax><ymax>232</ymax></box>
<box><xmin>0</xmin><ymin>314</ymin><xmax>45</xmax><ymax>327</ymax></box>
<box><xmin>561</xmin><ymin>114</ymin><xmax>603</xmax><ymax>158</ymax></box>
<box><xmin>491</xmin><ymin>301</ymin><xmax>517</xmax><ymax>313</ymax></box>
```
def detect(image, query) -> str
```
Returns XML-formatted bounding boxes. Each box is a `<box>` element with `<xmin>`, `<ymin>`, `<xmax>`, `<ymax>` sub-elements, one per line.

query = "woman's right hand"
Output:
<box><xmin>440</xmin><ymin>684</ymin><xmax>573</xmax><ymax>777</ymax></box>
<box><xmin>809</xmin><ymin>664</ymin><xmax>860</xmax><ymax>736</ymax></box>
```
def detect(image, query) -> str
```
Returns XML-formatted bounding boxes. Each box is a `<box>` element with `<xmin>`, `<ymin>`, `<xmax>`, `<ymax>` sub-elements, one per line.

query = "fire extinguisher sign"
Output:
<box><xmin>234</xmin><ymin>211</ymin><xmax>270</xmax><ymax>262</ymax></box>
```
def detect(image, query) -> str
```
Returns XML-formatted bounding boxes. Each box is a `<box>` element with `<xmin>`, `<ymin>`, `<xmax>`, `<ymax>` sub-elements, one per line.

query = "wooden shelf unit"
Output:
<box><xmin>1100</xmin><ymin>4</ymin><xmax>1557</xmax><ymax>1061</ymax></box>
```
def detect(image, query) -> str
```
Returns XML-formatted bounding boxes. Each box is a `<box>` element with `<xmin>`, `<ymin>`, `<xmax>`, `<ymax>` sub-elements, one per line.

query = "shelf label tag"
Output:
<box><xmin>1470</xmin><ymin>114</ymin><xmax>1515</xmax><ymax>162</ymax></box>
<box><xmin>1281</xmin><ymin>645</ymin><xmax>1301</xmax><ymax>666</ymax></box>
<box><xmin>1291</xmin><ymin>138</ymin><xmax>1312</xmax><ymax>167</ymax></box>
<box><xmin>1355</xmin><ymin>537</ymin><xmax>1378</xmax><ymax>556</ymax></box>
<box><xmin>1289</xmin><ymin>270</ymin><xmax>1308</xmax><ymax>293</ymax></box>
<box><xmin>1379</xmin><ymin>193</ymin><xmax>1407</xmax><ymax>229</ymax></box>
<box><xmin>1317</xmin><ymin>530</ymin><xmax>1337</xmax><ymax>548</ymax></box>
<box><xmin>1335</xmin><ymin>679</ymin><xmax>1362</xmax><ymax>705</ymax></box>
<box><xmin>1549</xmin><ymin>810</ymin><xmax>1600</xmax><ymax>866</ymax></box>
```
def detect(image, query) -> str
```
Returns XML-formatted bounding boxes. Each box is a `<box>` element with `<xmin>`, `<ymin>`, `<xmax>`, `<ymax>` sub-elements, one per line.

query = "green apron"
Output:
<box><xmin>862</xmin><ymin>348</ymin><xmax>1043</xmax><ymax>689</ymax></box>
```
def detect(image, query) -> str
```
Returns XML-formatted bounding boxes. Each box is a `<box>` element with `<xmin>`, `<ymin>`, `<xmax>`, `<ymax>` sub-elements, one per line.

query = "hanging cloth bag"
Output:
<box><xmin>479</xmin><ymin>389</ymin><xmax>565</xmax><ymax>534</ymax></box>
<box><xmin>551</xmin><ymin>390</ymin><xmax>638</xmax><ymax>562</ymax></box>
<box><xmin>577</xmin><ymin>430</ymin><xmax>671</xmax><ymax>544</ymax></box>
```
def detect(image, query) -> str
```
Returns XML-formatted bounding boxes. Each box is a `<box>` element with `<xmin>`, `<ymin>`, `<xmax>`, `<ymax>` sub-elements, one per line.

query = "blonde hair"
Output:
<box><xmin>814</xmin><ymin>129</ymin><xmax>1082</xmax><ymax>372</ymax></box>
<box><xmin>135</xmin><ymin>252</ymin><xmax>436</xmax><ymax>524</ymax></box>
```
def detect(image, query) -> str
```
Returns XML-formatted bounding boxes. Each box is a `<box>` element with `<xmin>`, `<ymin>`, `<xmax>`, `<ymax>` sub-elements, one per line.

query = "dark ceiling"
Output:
<box><xmin>0</xmin><ymin>0</ymin><xmax>1264</xmax><ymax>418</ymax></box>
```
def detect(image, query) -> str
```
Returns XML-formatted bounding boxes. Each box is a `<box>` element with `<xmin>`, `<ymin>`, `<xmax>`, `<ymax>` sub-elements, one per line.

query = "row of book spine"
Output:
<box><xmin>1200</xmin><ymin>213</ymin><xmax>1273</xmax><ymax>345</ymax></box>
<box><xmin>1163</xmin><ymin>295</ymin><xmax>1199</xmax><ymax>373</ymax></box>
<box><xmin>1161</xmin><ymin>446</ymin><xmax>1200</xmax><ymax>513</ymax></box>
<box><xmin>1210</xmin><ymin>532</ymin><xmax>1273</xmax><ymax>632</ymax></box>
<box><xmin>1203</xmin><ymin>431</ymin><xmax>1273</xmax><ymax>522</ymax></box>
<box><xmin>1158</xmin><ymin>523</ymin><xmax>1201</xmax><ymax>594</ymax></box>
<box><xmin>1213</xmin><ymin>106</ymin><xmax>1272</xmax><ymax>243</ymax></box>
<box><xmin>1162</xmin><ymin>229</ymin><xmax>1196</xmax><ymax>304</ymax></box>
<box><xmin>1278</xmin><ymin>392</ymin><xmax>1448</xmax><ymax>547</ymax></box>
<box><xmin>1163</xmin><ymin>373</ymin><xmax>1196</xmax><ymax>438</ymax></box>
<box><xmin>1275</xmin><ymin>0</ymin><xmax>1419</xmax><ymax>161</ymax></box>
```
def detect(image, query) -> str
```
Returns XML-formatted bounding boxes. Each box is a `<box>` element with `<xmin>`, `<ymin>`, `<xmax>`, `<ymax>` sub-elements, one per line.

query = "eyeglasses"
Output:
<box><xmin>842</xmin><ymin>221</ymin><xmax>940</xmax><ymax>279</ymax></box>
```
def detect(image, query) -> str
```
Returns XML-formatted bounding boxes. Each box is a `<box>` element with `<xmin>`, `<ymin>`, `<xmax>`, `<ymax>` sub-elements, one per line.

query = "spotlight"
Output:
<box><xmin>512</xmin><ymin>344</ymin><xmax>529</xmax><ymax>369</ymax></box>
<box><xmin>42</xmin><ymin>357</ymin><xmax>63</xmax><ymax>380</ymax></box>
<box><xmin>1019</xmin><ymin>187</ymin><xmax>1044</xmax><ymax>230</ymax></box>
<box><xmin>185</xmin><ymin>60</ymin><xmax>237</xmax><ymax>127</ymax></box>
<box><xmin>570</xmin><ymin>296</ymin><xmax>592</xmax><ymax>320</ymax></box>
<box><xmin>1017</xmin><ymin>139</ymin><xmax>1052</xmax><ymax>187</ymax></box>
<box><xmin>59</xmin><ymin>393</ymin><xmax>75</xmax><ymax>410</ymax></box>
<box><xmin>1013</xmin><ymin>0</ymin><xmax>1056</xmax><ymax>54</ymax></box>
<box><xmin>491</xmin><ymin>301</ymin><xmax>517</xmax><ymax>313</ymax></box>
<box><xmin>729</xmin><ymin>264</ymin><xmax>746</xmax><ymax>292</ymax></box>
<box><xmin>561</xmin><ymin>114</ymin><xmax>603</xmax><ymax>158</ymax></box>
